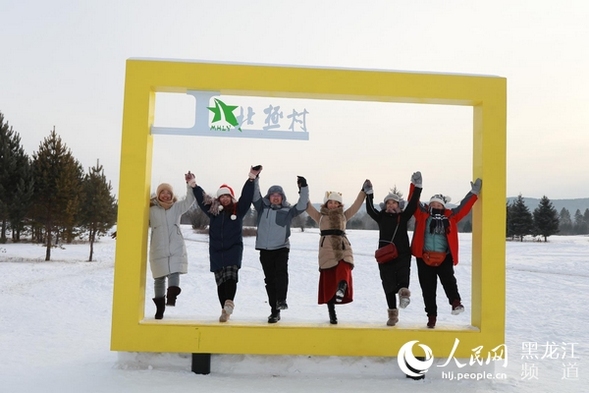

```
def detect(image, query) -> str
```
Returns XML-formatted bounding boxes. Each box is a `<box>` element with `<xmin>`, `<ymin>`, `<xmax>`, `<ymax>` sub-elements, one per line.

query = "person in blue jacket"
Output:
<box><xmin>192</xmin><ymin>165</ymin><xmax>262</xmax><ymax>322</ymax></box>
<box><xmin>253</xmin><ymin>175</ymin><xmax>309</xmax><ymax>323</ymax></box>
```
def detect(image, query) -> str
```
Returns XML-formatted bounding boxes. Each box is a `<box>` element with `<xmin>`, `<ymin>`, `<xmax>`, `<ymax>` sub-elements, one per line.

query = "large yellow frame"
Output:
<box><xmin>111</xmin><ymin>59</ymin><xmax>506</xmax><ymax>358</ymax></box>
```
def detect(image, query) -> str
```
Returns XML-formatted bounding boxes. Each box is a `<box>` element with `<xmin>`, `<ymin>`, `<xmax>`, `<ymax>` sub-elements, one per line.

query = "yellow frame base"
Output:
<box><xmin>111</xmin><ymin>59</ymin><xmax>506</xmax><ymax>358</ymax></box>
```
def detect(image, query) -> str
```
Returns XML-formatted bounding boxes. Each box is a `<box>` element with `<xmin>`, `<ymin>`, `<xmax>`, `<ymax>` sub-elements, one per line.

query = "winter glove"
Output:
<box><xmin>470</xmin><ymin>178</ymin><xmax>482</xmax><ymax>195</ymax></box>
<box><xmin>411</xmin><ymin>171</ymin><xmax>422</xmax><ymax>188</ymax></box>
<box><xmin>362</xmin><ymin>179</ymin><xmax>373</xmax><ymax>195</ymax></box>
<box><xmin>249</xmin><ymin>165</ymin><xmax>263</xmax><ymax>179</ymax></box>
<box><xmin>185</xmin><ymin>171</ymin><xmax>197</xmax><ymax>188</ymax></box>
<box><xmin>297</xmin><ymin>176</ymin><xmax>307</xmax><ymax>189</ymax></box>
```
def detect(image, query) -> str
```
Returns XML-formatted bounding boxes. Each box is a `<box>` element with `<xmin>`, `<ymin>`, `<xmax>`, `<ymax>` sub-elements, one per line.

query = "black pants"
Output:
<box><xmin>416</xmin><ymin>254</ymin><xmax>460</xmax><ymax>317</ymax></box>
<box><xmin>260</xmin><ymin>248</ymin><xmax>290</xmax><ymax>312</ymax></box>
<box><xmin>379</xmin><ymin>254</ymin><xmax>411</xmax><ymax>309</ymax></box>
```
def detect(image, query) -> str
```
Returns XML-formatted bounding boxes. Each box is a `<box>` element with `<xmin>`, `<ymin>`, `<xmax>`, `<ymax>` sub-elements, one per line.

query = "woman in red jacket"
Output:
<box><xmin>411</xmin><ymin>178</ymin><xmax>481</xmax><ymax>329</ymax></box>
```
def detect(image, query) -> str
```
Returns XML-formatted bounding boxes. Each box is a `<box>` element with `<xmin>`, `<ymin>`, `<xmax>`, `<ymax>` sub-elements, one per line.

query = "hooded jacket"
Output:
<box><xmin>149</xmin><ymin>184</ymin><xmax>195</xmax><ymax>278</ymax></box>
<box><xmin>253</xmin><ymin>183</ymin><xmax>309</xmax><ymax>250</ymax></box>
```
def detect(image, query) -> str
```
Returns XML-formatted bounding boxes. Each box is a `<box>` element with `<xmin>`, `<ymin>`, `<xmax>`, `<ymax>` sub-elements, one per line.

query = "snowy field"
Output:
<box><xmin>1</xmin><ymin>227</ymin><xmax>587</xmax><ymax>393</ymax></box>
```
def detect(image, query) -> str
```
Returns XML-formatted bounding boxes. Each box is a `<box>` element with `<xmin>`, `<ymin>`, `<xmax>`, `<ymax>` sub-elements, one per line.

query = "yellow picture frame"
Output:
<box><xmin>111</xmin><ymin>59</ymin><xmax>506</xmax><ymax>358</ymax></box>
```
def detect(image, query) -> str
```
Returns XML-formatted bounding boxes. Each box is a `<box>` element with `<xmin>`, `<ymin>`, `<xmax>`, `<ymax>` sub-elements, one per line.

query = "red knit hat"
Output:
<box><xmin>217</xmin><ymin>184</ymin><xmax>236</xmax><ymax>201</ymax></box>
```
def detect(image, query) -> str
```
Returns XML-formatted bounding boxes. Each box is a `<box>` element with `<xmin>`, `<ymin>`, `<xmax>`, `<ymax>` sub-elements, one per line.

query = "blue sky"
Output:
<box><xmin>1</xmin><ymin>1</ymin><xmax>588</xmax><ymax>204</ymax></box>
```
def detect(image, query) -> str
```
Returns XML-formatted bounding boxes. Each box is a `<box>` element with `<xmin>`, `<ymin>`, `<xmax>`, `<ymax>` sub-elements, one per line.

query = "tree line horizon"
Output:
<box><xmin>2</xmin><ymin>111</ymin><xmax>586</xmax><ymax>264</ymax></box>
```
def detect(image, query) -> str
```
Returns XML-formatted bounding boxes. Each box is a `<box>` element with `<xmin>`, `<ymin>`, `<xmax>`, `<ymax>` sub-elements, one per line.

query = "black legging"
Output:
<box><xmin>217</xmin><ymin>280</ymin><xmax>237</xmax><ymax>308</ymax></box>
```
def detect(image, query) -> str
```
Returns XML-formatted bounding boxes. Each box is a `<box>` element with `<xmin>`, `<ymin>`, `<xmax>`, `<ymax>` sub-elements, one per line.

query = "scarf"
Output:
<box><xmin>203</xmin><ymin>192</ymin><xmax>237</xmax><ymax>218</ymax></box>
<box><xmin>429</xmin><ymin>208</ymin><xmax>449</xmax><ymax>235</ymax></box>
<box><xmin>150</xmin><ymin>197</ymin><xmax>175</xmax><ymax>210</ymax></box>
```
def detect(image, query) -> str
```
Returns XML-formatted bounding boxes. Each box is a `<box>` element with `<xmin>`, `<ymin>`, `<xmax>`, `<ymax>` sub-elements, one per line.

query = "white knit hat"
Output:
<box><xmin>429</xmin><ymin>194</ymin><xmax>451</xmax><ymax>207</ymax></box>
<box><xmin>323</xmin><ymin>191</ymin><xmax>343</xmax><ymax>204</ymax></box>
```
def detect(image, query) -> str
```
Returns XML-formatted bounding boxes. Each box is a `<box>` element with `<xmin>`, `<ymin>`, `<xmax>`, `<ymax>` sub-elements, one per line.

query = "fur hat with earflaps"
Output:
<box><xmin>379</xmin><ymin>191</ymin><xmax>402</xmax><ymax>210</ymax></box>
<box><xmin>429</xmin><ymin>194</ymin><xmax>451</xmax><ymax>208</ymax></box>
<box><xmin>323</xmin><ymin>191</ymin><xmax>343</xmax><ymax>204</ymax></box>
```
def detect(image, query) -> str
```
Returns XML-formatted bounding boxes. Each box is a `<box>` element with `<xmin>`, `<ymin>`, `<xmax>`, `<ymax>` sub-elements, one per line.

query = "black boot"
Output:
<box><xmin>166</xmin><ymin>286</ymin><xmax>182</xmax><ymax>306</ymax></box>
<box><xmin>268</xmin><ymin>310</ymin><xmax>281</xmax><ymax>324</ymax></box>
<box><xmin>328</xmin><ymin>302</ymin><xmax>337</xmax><ymax>325</ymax></box>
<box><xmin>153</xmin><ymin>297</ymin><xmax>166</xmax><ymax>319</ymax></box>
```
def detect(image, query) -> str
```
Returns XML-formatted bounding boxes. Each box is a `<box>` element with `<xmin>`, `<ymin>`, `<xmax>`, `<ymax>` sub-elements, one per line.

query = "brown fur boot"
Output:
<box><xmin>387</xmin><ymin>308</ymin><xmax>399</xmax><ymax>326</ymax></box>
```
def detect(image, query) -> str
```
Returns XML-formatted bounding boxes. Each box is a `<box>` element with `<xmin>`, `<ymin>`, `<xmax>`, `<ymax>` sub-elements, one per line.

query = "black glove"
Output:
<box><xmin>297</xmin><ymin>176</ymin><xmax>307</xmax><ymax>189</ymax></box>
<box><xmin>249</xmin><ymin>165</ymin><xmax>263</xmax><ymax>179</ymax></box>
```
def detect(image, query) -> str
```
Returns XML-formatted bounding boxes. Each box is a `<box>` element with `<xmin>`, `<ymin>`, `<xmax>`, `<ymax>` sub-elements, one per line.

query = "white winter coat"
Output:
<box><xmin>149</xmin><ymin>184</ymin><xmax>195</xmax><ymax>278</ymax></box>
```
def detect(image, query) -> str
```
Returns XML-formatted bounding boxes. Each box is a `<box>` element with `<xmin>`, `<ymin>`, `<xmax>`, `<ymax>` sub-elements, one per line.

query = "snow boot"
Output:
<box><xmin>276</xmin><ymin>300</ymin><xmax>288</xmax><ymax>310</ymax></box>
<box><xmin>335</xmin><ymin>281</ymin><xmax>347</xmax><ymax>303</ymax></box>
<box><xmin>328</xmin><ymin>302</ymin><xmax>338</xmax><ymax>325</ymax></box>
<box><xmin>166</xmin><ymin>286</ymin><xmax>181</xmax><ymax>306</ymax></box>
<box><xmin>224</xmin><ymin>299</ymin><xmax>235</xmax><ymax>315</ymax></box>
<box><xmin>153</xmin><ymin>297</ymin><xmax>166</xmax><ymax>320</ymax></box>
<box><xmin>398</xmin><ymin>288</ymin><xmax>411</xmax><ymax>309</ymax></box>
<box><xmin>387</xmin><ymin>308</ymin><xmax>399</xmax><ymax>326</ymax></box>
<box><xmin>451</xmin><ymin>299</ymin><xmax>464</xmax><ymax>315</ymax></box>
<box><xmin>427</xmin><ymin>315</ymin><xmax>436</xmax><ymax>329</ymax></box>
<box><xmin>268</xmin><ymin>310</ymin><xmax>281</xmax><ymax>324</ymax></box>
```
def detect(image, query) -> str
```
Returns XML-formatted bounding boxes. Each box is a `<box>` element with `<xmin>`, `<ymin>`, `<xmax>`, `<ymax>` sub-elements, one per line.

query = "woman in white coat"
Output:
<box><xmin>149</xmin><ymin>172</ymin><xmax>196</xmax><ymax>319</ymax></box>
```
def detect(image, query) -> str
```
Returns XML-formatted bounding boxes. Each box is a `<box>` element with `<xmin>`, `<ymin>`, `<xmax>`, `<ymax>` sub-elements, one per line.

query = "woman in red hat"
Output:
<box><xmin>192</xmin><ymin>165</ymin><xmax>262</xmax><ymax>322</ymax></box>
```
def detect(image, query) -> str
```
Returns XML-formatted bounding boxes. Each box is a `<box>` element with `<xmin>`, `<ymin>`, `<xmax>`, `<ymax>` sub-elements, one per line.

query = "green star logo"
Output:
<box><xmin>208</xmin><ymin>98</ymin><xmax>241</xmax><ymax>131</ymax></box>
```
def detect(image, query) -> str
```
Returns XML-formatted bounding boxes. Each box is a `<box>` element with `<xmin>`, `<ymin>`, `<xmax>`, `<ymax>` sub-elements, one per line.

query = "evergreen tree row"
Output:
<box><xmin>507</xmin><ymin>194</ymin><xmax>589</xmax><ymax>241</ymax></box>
<box><xmin>0</xmin><ymin>112</ymin><xmax>118</xmax><ymax>261</ymax></box>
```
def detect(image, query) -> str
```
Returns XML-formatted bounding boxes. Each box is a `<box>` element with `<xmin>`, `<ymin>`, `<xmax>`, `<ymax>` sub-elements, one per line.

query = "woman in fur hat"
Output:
<box><xmin>192</xmin><ymin>165</ymin><xmax>262</xmax><ymax>322</ymax></box>
<box><xmin>149</xmin><ymin>172</ymin><xmax>197</xmax><ymax>320</ymax></box>
<box><xmin>306</xmin><ymin>185</ymin><xmax>367</xmax><ymax>324</ymax></box>
<box><xmin>410</xmin><ymin>177</ymin><xmax>482</xmax><ymax>328</ymax></box>
<box><xmin>364</xmin><ymin>172</ymin><xmax>422</xmax><ymax>327</ymax></box>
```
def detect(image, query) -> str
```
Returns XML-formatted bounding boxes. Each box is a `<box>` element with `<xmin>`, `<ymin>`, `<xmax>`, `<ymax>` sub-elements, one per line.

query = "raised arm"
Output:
<box><xmin>344</xmin><ymin>188</ymin><xmax>367</xmax><ymax>220</ymax></box>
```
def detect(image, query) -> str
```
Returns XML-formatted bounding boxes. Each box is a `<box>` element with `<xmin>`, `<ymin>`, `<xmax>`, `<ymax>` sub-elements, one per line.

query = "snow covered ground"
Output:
<box><xmin>1</xmin><ymin>227</ymin><xmax>587</xmax><ymax>392</ymax></box>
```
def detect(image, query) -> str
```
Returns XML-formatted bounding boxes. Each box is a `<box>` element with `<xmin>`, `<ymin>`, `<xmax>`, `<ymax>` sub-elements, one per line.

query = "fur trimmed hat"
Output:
<box><xmin>429</xmin><ymin>194</ymin><xmax>451</xmax><ymax>207</ymax></box>
<box><xmin>217</xmin><ymin>184</ymin><xmax>236</xmax><ymax>201</ymax></box>
<box><xmin>323</xmin><ymin>191</ymin><xmax>343</xmax><ymax>204</ymax></box>
<box><xmin>383</xmin><ymin>193</ymin><xmax>400</xmax><ymax>204</ymax></box>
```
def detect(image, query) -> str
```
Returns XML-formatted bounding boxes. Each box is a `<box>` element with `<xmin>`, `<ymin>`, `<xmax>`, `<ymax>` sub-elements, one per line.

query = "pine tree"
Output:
<box><xmin>0</xmin><ymin>112</ymin><xmax>34</xmax><ymax>243</ymax></box>
<box><xmin>559</xmin><ymin>208</ymin><xmax>573</xmax><ymax>235</ymax></box>
<box><xmin>508</xmin><ymin>194</ymin><xmax>534</xmax><ymax>241</ymax></box>
<box><xmin>532</xmin><ymin>195</ymin><xmax>559</xmax><ymax>242</ymax></box>
<box><xmin>78</xmin><ymin>161</ymin><xmax>118</xmax><ymax>261</ymax></box>
<box><xmin>31</xmin><ymin>128</ymin><xmax>84</xmax><ymax>261</ymax></box>
<box><xmin>573</xmin><ymin>209</ymin><xmax>588</xmax><ymax>235</ymax></box>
